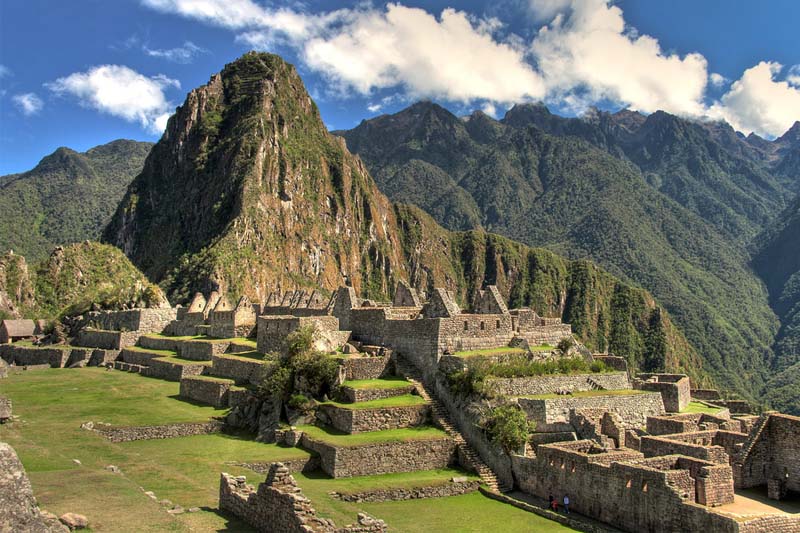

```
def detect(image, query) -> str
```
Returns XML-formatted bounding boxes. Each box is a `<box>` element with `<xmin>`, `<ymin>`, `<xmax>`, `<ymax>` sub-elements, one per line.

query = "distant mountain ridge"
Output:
<box><xmin>0</xmin><ymin>140</ymin><xmax>153</xmax><ymax>263</ymax></box>
<box><xmin>337</xmin><ymin>101</ymin><xmax>800</xmax><ymax>402</ymax></box>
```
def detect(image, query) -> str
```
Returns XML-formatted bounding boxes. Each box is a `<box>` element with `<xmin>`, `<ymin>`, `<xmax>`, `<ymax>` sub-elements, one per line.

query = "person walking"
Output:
<box><xmin>563</xmin><ymin>494</ymin><xmax>570</xmax><ymax>514</ymax></box>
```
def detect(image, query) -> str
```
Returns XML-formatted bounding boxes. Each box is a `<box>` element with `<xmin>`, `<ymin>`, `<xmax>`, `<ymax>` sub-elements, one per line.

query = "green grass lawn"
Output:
<box><xmin>0</xmin><ymin>368</ymin><xmax>309</xmax><ymax>532</ymax></box>
<box><xmin>302</xmin><ymin>468</ymin><xmax>479</xmax><ymax>495</ymax></box>
<box><xmin>342</xmin><ymin>378</ymin><xmax>412</xmax><ymax>390</ymax></box>
<box><xmin>140</xmin><ymin>334</ymin><xmax>203</xmax><ymax>341</ymax></box>
<box><xmin>322</xmin><ymin>394</ymin><xmax>427</xmax><ymax>410</ymax></box>
<box><xmin>453</xmin><ymin>347</ymin><xmax>527</xmax><ymax>357</ymax></box>
<box><xmin>523</xmin><ymin>389</ymin><xmax>647</xmax><ymax>400</ymax></box>
<box><xmin>294</xmin><ymin>472</ymin><xmax>577</xmax><ymax>533</ymax></box>
<box><xmin>123</xmin><ymin>346</ymin><xmax>177</xmax><ymax>356</ymax></box>
<box><xmin>681</xmin><ymin>401</ymin><xmax>724</xmax><ymax>414</ymax></box>
<box><xmin>530</xmin><ymin>344</ymin><xmax>556</xmax><ymax>352</ymax></box>
<box><xmin>218</xmin><ymin>351</ymin><xmax>267</xmax><ymax>361</ymax></box>
<box><xmin>297</xmin><ymin>424</ymin><xmax>448</xmax><ymax>447</ymax></box>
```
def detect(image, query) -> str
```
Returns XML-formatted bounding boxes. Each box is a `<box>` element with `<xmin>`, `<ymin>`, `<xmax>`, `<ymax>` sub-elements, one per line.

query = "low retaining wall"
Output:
<box><xmin>141</xmin><ymin>358</ymin><xmax>207</xmax><ymax>381</ymax></box>
<box><xmin>237</xmin><ymin>456</ymin><xmax>322</xmax><ymax>475</ymax></box>
<box><xmin>316</xmin><ymin>404</ymin><xmax>430</xmax><ymax>433</ymax></box>
<box><xmin>486</xmin><ymin>372</ymin><xmax>630</xmax><ymax>397</ymax></box>
<box><xmin>120</xmin><ymin>348</ymin><xmax>166</xmax><ymax>366</ymax></box>
<box><xmin>518</xmin><ymin>392</ymin><xmax>664</xmax><ymax>431</ymax></box>
<box><xmin>341</xmin><ymin>355</ymin><xmax>392</xmax><ymax>381</ymax></box>
<box><xmin>92</xmin><ymin>420</ymin><xmax>224</xmax><ymax>442</ymax></box>
<box><xmin>180</xmin><ymin>376</ymin><xmax>234</xmax><ymax>407</ymax></box>
<box><xmin>180</xmin><ymin>340</ymin><xmax>229</xmax><ymax>361</ymax></box>
<box><xmin>75</xmin><ymin>329</ymin><xmax>139</xmax><ymax>350</ymax></box>
<box><xmin>0</xmin><ymin>344</ymin><xmax>69</xmax><ymax>367</ymax></box>
<box><xmin>300</xmin><ymin>434</ymin><xmax>456</xmax><ymax>478</ymax></box>
<box><xmin>89</xmin><ymin>348</ymin><xmax>119</xmax><ymax>366</ymax></box>
<box><xmin>210</xmin><ymin>354</ymin><xmax>265</xmax><ymax>385</ymax></box>
<box><xmin>138</xmin><ymin>335</ymin><xmax>182</xmax><ymax>352</ymax></box>
<box><xmin>332</xmin><ymin>480</ymin><xmax>480</xmax><ymax>502</ymax></box>
<box><xmin>339</xmin><ymin>385</ymin><xmax>415</xmax><ymax>403</ymax></box>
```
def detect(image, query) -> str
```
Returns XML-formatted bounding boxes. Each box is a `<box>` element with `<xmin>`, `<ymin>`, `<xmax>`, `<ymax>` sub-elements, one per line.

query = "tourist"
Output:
<box><xmin>563</xmin><ymin>494</ymin><xmax>570</xmax><ymax>514</ymax></box>
<box><xmin>548</xmin><ymin>494</ymin><xmax>554</xmax><ymax>510</ymax></box>
<box><xmin>550</xmin><ymin>495</ymin><xmax>558</xmax><ymax>512</ymax></box>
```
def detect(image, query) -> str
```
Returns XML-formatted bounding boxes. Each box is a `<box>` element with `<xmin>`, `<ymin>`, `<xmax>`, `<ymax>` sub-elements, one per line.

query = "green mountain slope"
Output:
<box><xmin>0</xmin><ymin>140</ymin><xmax>153</xmax><ymax>263</ymax></box>
<box><xmin>339</xmin><ymin>102</ymin><xmax>783</xmax><ymax>401</ymax></box>
<box><xmin>102</xmin><ymin>52</ymin><xmax>703</xmax><ymax>380</ymax></box>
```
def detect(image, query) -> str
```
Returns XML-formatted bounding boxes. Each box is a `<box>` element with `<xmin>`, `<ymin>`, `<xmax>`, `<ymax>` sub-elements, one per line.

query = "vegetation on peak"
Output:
<box><xmin>0</xmin><ymin>140</ymin><xmax>152</xmax><ymax>263</ymax></box>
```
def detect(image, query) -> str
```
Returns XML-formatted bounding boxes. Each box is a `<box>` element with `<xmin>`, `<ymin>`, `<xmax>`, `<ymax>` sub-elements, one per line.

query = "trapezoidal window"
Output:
<box><xmin>480</xmin><ymin>321</ymin><xmax>485</xmax><ymax>331</ymax></box>
<box><xmin>496</xmin><ymin>319</ymin><xmax>501</xmax><ymax>329</ymax></box>
<box><xmin>464</xmin><ymin>321</ymin><xmax>469</xmax><ymax>331</ymax></box>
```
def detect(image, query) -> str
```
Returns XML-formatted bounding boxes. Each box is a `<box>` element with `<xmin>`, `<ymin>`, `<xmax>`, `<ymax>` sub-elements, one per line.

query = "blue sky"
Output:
<box><xmin>1</xmin><ymin>0</ymin><xmax>799</xmax><ymax>175</ymax></box>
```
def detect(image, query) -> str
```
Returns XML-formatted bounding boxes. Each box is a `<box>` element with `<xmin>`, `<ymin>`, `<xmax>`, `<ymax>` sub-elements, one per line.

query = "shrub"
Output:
<box><xmin>590</xmin><ymin>360</ymin><xmax>608</xmax><ymax>373</ymax></box>
<box><xmin>257</xmin><ymin>364</ymin><xmax>292</xmax><ymax>400</ymax></box>
<box><xmin>287</xmin><ymin>394</ymin><xmax>314</xmax><ymax>412</ymax></box>
<box><xmin>484</xmin><ymin>404</ymin><xmax>532</xmax><ymax>454</ymax></box>
<box><xmin>557</xmin><ymin>337</ymin><xmax>576</xmax><ymax>354</ymax></box>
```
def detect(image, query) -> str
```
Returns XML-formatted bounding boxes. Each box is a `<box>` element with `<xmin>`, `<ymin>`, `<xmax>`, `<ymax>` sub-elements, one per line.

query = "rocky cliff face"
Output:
<box><xmin>105</xmin><ymin>52</ymin><xmax>409</xmax><ymax>303</ymax></box>
<box><xmin>103</xmin><ymin>52</ymin><xmax>705</xmax><ymax>379</ymax></box>
<box><xmin>0</xmin><ymin>252</ymin><xmax>35</xmax><ymax>319</ymax></box>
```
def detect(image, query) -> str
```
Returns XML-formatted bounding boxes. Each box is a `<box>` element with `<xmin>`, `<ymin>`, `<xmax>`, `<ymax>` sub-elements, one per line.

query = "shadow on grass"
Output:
<box><xmin>200</xmin><ymin>506</ymin><xmax>255</xmax><ymax>532</ymax></box>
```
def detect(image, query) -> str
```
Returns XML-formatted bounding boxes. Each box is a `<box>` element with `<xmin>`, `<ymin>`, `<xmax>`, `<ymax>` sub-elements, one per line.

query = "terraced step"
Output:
<box><xmin>112</xmin><ymin>361</ymin><xmax>145</xmax><ymax>373</ymax></box>
<box><xmin>317</xmin><ymin>395</ymin><xmax>431</xmax><ymax>434</ymax></box>
<box><xmin>179</xmin><ymin>375</ymin><xmax>236</xmax><ymax>408</ymax></box>
<box><xmin>227</xmin><ymin>339</ymin><xmax>258</xmax><ymax>353</ymax></box>
<box><xmin>339</xmin><ymin>378</ymin><xmax>416</xmax><ymax>403</ymax></box>
<box><xmin>120</xmin><ymin>346</ymin><xmax>178</xmax><ymax>366</ymax></box>
<box><xmin>210</xmin><ymin>353</ymin><xmax>268</xmax><ymax>385</ymax></box>
<box><xmin>141</xmin><ymin>357</ymin><xmax>210</xmax><ymax>382</ymax></box>
<box><xmin>137</xmin><ymin>334</ymin><xmax>200</xmax><ymax>352</ymax></box>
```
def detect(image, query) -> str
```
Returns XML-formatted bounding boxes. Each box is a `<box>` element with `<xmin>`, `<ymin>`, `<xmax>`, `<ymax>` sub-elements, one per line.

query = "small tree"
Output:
<box><xmin>557</xmin><ymin>336</ymin><xmax>576</xmax><ymax>355</ymax></box>
<box><xmin>484</xmin><ymin>404</ymin><xmax>532</xmax><ymax>454</ymax></box>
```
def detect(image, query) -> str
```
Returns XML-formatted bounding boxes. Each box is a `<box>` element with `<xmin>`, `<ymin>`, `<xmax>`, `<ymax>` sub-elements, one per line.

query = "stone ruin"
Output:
<box><xmin>219</xmin><ymin>463</ymin><xmax>386</xmax><ymax>532</ymax></box>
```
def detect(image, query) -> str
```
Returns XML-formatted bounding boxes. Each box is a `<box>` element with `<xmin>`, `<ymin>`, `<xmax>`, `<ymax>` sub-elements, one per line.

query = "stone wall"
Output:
<box><xmin>692</xmin><ymin>389</ymin><xmax>722</xmax><ymax>401</ymax></box>
<box><xmin>138</xmin><ymin>335</ymin><xmax>181</xmax><ymax>352</ymax></box>
<box><xmin>84</xmin><ymin>308</ymin><xmax>177</xmax><ymax>334</ymax></box>
<box><xmin>180</xmin><ymin>376</ymin><xmax>233</xmax><ymax>407</ymax></box>
<box><xmin>257</xmin><ymin>316</ymin><xmax>340</xmax><ymax>355</ymax></box>
<box><xmin>210</xmin><ymin>354</ymin><xmax>265</xmax><ymax>385</ymax></box>
<box><xmin>119</xmin><ymin>348</ymin><xmax>165</xmax><ymax>366</ymax></box>
<box><xmin>737</xmin><ymin>414</ymin><xmax>800</xmax><ymax>496</ymax></box>
<box><xmin>590</xmin><ymin>355</ymin><xmax>628</xmax><ymax>372</ymax></box>
<box><xmin>331</xmin><ymin>480</ymin><xmax>480</xmax><ymax>503</ymax></box>
<box><xmin>511</xmin><ymin>442</ymin><xmax>740</xmax><ymax>533</ymax></box>
<box><xmin>299</xmin><ymin>434</ymin><xmax>456</xmax><ymax>478</ymax></box>
<box><xmin>92</xmin><ymin>421</ymin><xmax>223</xmax><ymax>442</ymax></box>
<box><xmin>635</xmin><ymin>374</ymin><xmax>691</xmax><ymax>413</ymax></box>
<box><xmin>338</xmin><ymin>384</ymin><xmax>415</xmax><ymax>403</ymax></box>
<box><xmin>0</xmin><ymin>397</ymin><xmax>11</xmax><ymax>422</ymax></box>
<box><xmin>340</xmin><ymin>354</ymin><xmax>392</xmax><ymax>381</ymax></box>
<box><xmin>74</xmin><ymin>329</ymin><xmax>139</xmax><ymax>350</ymax></box>
<box><xmin>486</xmin><ymin>372</ymin><xmax>630</xmax><ymax>397</ymax></box>
<box><xmin>641</xmin><ymin>430</ymin><xmax>748</xmax><ymax>465</ymax></box>
<box><xmin>316</xmin><ymin>404</ymin><xmax>429</xmax><ymax>433</ymax></box>
<box><xmin>0</xmin><ymin>442</ymin><xmax>68</xmax><ymax>532</ymax></box>
<box><xmin>180</xmin><ymin>340</ymin><xmax>229</xmax><ymax>360</ymax></box>
<box><xmin>516</xmin><ymin>324</ymin><xmax>573</xmax><ymax>347</ymax></box>
<box><xmin>0</xmin><ymin>357</ymin><xmax>7</xmax><ymax>378</ymax></box>
<box><xmin>140</xmin><ymin>358</ymin><xmax>207</xmax><ymax>381</ymax></box>
<box><xmin>0</xmin><ymin>344</ymin><xmax>70</xmax><ymax>367</ymax></box>
<box><xmin>219</xmin><ymin>464</ymin><xmax>386</xmax><ymax>533</ymax></box>
<box><xmin>647</xmin><ymin>413</ymin><xmax>740</xmax><ymax>436</ymax></box>
<box><xmin>518</xmin><ymin>392</ymin><xmax>664</xmax><ymax>431</ymax></box>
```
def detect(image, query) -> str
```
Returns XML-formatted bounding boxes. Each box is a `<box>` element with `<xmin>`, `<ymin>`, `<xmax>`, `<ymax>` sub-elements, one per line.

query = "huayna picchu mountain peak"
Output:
<box><xmin>103</xmin><ymin>51</ymin><xmax>702</xmax><ymax>381</ymax></box>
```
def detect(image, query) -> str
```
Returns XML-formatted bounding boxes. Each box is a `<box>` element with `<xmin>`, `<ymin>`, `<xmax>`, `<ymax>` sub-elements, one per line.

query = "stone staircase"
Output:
<box><xmin>586</xmin><ymin>377</ymin><xmax>605</xmax><ymax>391</ymax></box>
<box><xmin>395</xmin><ymin>356</ymin><xmax>512</xmax><ymax>493</ymax></box>
<box><xmin>736</xmin><ymin>411</ymin><xmax>772</xmax><ymax>462</ymax></box>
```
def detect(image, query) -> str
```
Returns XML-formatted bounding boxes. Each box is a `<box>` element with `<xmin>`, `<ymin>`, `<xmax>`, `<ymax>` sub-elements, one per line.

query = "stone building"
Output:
<box><xmin>0</xmin><ymin>319</ymin><xmax>36</xmax><ymax>344</ymax></box>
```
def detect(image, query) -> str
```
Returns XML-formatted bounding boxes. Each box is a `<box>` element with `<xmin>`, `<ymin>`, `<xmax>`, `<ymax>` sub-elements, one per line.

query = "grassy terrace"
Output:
<box><xmin>185</xmin><ymin>375</ymin><xmax>235</xmax><ymax>384</ymax></box>
<box><xmin>453</xmin><ymin>347</ymin><xmax>527</xmax><ymax>357</ymax></box>
<box><xmin>218</xmin><ymin>350</ymin><xmax>267</xmax><ymax>361</ymax></box>
<box><xmin>152</xmin><ymin>356</ymin><xmax>212</xmax><ymax>367</ymax></box>
<box><xmin>140</xmin><ymin>334</ymin><xmax>203</xmax><ymax>341</ymax></box>
<box><xmin>682</xmin><ymin>401</ymin><xmax>724</xmax><ymax>414</ymax></box>
<box><xmin>0</xmin><ymin>367</ymin><xmax>579</xmax><ymax>532</ymax></box>
<box><xmin>124</xmin><ymin>346</ymin><xmax>177</xmax><ymax>356</ymax></box>
<box><xmin>342</xmin><ymin>378</ymin><xmax>412</xmax><ymax>390</ymax></box>
<box><xmin>321</xmin><ymin>394</ymin><xmax>427</xmax><ymax>410</ymax></box>
<box><xmin>297</xmin><ymin>424</ymin><xmax>448</xmax><ymax>447</ymax></box>
<box><xmin>522</xmin><ymin>389</ymin><xmax>648</xmax><ymax>400</ymax></box>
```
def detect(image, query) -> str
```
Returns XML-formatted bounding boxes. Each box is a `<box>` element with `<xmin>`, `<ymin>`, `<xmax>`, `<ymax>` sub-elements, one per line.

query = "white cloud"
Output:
<box><xmin>481</xmin><ymin>102</ymin><xmax>498</xmax><ymax>117</ymax></box>
<box><xmin>531</xmin><ymin>0</ymin><xmax>708</xmax><ymax>116</ymax></box>
<box><xmin>528</xmin><ymin>0</ymin><xmax>572</xmax><ymax>22</ymax></box>
<box><xmin>709</xmin><ymin>72</ymin><xmax>727</xmax><ymax>88</ymax></box>
<box><xmin>0</xmin><ymin>65</ymin><xmax>11</xmax><ymax>78</ymax></box>
<box><xmin>144</xmin><ymin>41</ymin><xmax>208</xmax><ymax>63</ymax></box>
<box><xmin>13</xmin><ymin>93</ymin><xmax>43</xmax><ymax>115</ymax></box>
<box><xmin>46</xmin><ymin>65</ymin><xmax>178</xmax><ymax>133</ymax></box>
<box><xmin>708</xmin><ymin>62</ymin><xmax>800</xmax><ymax>138</ymax></box>
<box><xmin>787</xmin><ymin>65</ymin><xmax>800</xmax><ymax>88</ymax></box>
<box><xmin>140</xmin><ymin>0</ymin><xmax>800</xmax><ymax>134</ymax></box>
